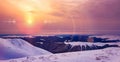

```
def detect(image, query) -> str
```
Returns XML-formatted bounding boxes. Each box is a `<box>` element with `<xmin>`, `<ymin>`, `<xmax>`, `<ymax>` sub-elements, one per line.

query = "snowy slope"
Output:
<box><xmin>0</xmin><ymin>38</ymin><xmax>52</xmax><ymax>60</ymax></box>
<box><xmin>1</xmin><ymin>47</ymin><xmax>120</xmax><ymax>62</ymax></box>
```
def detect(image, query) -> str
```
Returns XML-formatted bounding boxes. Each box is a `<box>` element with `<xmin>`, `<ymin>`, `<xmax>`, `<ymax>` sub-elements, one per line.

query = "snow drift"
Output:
<box><xmin>0</xmin><ymin>38</ymin><xmax>52</xmax><ymax>60</ymax></box>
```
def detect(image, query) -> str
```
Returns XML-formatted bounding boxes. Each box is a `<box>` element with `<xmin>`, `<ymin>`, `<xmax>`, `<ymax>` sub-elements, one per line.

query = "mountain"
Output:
<box><xmin>1</xmin><ymin>47</ymin><xmax>120</xmax><ymax>62</ymax></box>
<box><xmin>28</xmin><ymin>40</ymin><xmax>119</xmax><ymax>53</ymax></box>
<box><xmin>0</xmin><ymin>38</ymin><xmax>52</xmax><ymax>60</ymax></box>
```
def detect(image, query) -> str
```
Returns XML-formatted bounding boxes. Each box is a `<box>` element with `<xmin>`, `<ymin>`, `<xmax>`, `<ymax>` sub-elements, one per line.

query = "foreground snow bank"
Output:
<box><xmin>0</xmin><ymin>38</ymin><xmax>52</xmax><ymax>60</ymax></box>
<box><xmin>2</xmin><ymin>47</ymin><xmax>120</xmax><ymax>62</ymax></box>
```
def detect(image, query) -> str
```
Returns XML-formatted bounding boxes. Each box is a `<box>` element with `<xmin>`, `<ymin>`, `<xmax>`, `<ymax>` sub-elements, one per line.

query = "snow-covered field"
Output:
<box><xmin>0</xmin><ymin>38</ymin><xmax>52</xmax><ymax>60</ymax></box>
<box><xmin>0</xmin><ymin>47</ymin><xmax>120</xmax><ymax>62</ymax></box>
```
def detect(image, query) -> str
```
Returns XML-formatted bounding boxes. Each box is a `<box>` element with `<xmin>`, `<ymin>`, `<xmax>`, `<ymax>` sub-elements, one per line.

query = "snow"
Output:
<box><xmin>90</xmin><ymin>35</ymin><xmax>120</xmax><ymax>40</ymax></box>
<box><xmin>64</xmin><ymin>42</ymin><xmax>120</xmax><ymax>47</ymax></box>
<box><xmin>1</xmin><ymin>47</ymin><xmax>120</xmax><ymax>62</ymax></box>
<box><xmin>0</xmin><ymin>38</ymin><xmax>52</xmax><ymax>60</ymax></box>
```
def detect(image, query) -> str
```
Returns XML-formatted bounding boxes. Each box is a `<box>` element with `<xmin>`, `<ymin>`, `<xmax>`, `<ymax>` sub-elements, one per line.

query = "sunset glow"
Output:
<box><xmin>6</xmin><ymin>0</ymin><xmax>53</xmax><ymax>27</ymax></box>
<box><xmin>0</xmin><ymin>0</ymin><xmax>120</xmax><ymax>34</ymax></box>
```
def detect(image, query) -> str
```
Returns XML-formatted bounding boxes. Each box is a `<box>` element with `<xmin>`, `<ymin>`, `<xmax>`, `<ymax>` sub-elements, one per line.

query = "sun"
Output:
<box><xmin>25</xmin><ymin>12</ymin><xmax>34</xmax><ymax>26</ymax></box>
<box><xmin>27</xmin><ymin>19</ymin><xmax>33</xmax><ymax>25</ymax></box>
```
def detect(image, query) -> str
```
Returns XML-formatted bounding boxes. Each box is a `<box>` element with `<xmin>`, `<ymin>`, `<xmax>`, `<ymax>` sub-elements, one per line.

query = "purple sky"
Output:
<box><xmin>0</xmin><ymin>0</ymin><xmax>120</xmax><ymax>35</ymax></box>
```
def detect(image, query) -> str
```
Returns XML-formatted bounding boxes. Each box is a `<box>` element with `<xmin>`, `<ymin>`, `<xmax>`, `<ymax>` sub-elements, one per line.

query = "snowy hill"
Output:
<box><xmin>1</xmin><ymin>47</ymin><xmax>120</xmax><ymax>62</ymax></box>
<box><xmin>0</xmin><ymin>38</ymin><xmax>52</xmax><ymax>60</ymax></box>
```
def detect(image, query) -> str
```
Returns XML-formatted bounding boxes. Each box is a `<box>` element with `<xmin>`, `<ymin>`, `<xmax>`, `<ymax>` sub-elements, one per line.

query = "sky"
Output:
<box><xmin>0</xmin><ymin>0</ymin><xmax>120</xmax><ymax>35</ymax></box>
